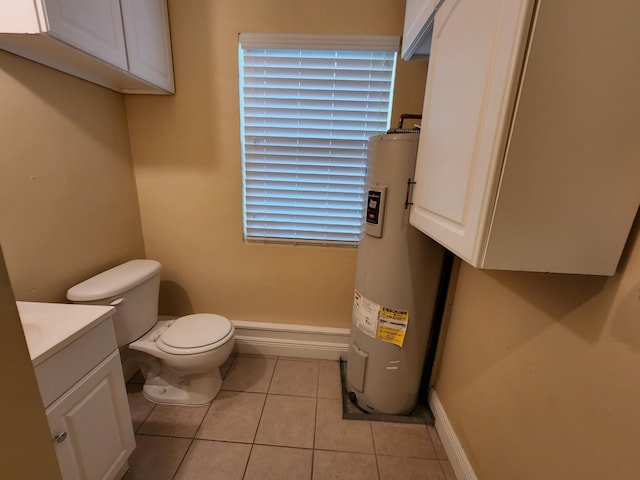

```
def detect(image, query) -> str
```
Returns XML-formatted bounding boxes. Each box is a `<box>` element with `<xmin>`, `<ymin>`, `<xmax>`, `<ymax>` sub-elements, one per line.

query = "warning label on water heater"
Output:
<box><xmin>353</xmin><ymin>290</ymin><xmax>381</xmax><ymax>339</ymax></box>
<box><xmin>377</xmin><ymin>307</ymin><xmax>409</xmax><ymax>347</ymax></box>
<box><xmin>352</xmin><ymin>290</ymin><xmax>409</xmax><ymax>347</ymax></box>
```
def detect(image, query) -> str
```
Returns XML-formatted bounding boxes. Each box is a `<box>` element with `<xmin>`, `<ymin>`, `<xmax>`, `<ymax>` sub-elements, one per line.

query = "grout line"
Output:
<box><xmin>437</xmin><ymin>459</ymin><xmax>449</xmax><ymax>480</ymax></box>
<box><xmin>233</xmin><ymin>391</ymin><xmax>316</xmax><ymax>398</ymax></box>
<box><xmin>241</xmin><ymin>442</ymin><xmax>254</xmax><ymax>480</ymax></box>
<box><xmin>370</xmin><ymin>419</ymin><xmax>380</xmax><ymax>480</ymax></box>
<box><xmin>252</xmin><ymin>368</ymin><xmax>272</xmax><ymax>445</ymax></box>
<box><xmin>126</xmin><ymin>381</ymin><xmax>156</xmax><ymax>434</ymax></box>
<box><xmin>247</xmin><ymin>443</ymin><xmax>315</xmax><ymax>451</ymax></box>
<box><xmin>135</xmin><ymin>431</ymin><xmax>200</xmax><ymax>440</ymax></box>
<box><xmin>374</xmin><ymin>452</ymin><xmax>382</xmax><ymax>480</ymax></box>
<box><xmin>136</xmin><ymin>405</ymin><xmax>156</xmax><ymax>434</ymax></box>
<box><xmin>310</xmin><ymin>357</ymin><xmax>320</xmax><ymax>480</ymax></box>
<box><xmin>169</xmin><ymin>437</ymin><xmax>195</xmax><ymax>480</ymax></box>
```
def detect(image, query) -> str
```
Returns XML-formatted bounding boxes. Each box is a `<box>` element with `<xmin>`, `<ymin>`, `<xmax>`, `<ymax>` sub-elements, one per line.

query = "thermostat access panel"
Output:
<box><xmin>365</xmin><ymin>186</ymin><xmax>387</xmax><ymax>238</ymax></box>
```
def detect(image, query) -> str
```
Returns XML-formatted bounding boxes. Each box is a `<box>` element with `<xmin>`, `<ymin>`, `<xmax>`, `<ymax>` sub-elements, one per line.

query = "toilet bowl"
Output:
<box><xmin>130</xmin><ymin>315</ymin><xmax>234</xmax><ymax>405</ymax></box>
<box><xmin>66</xmin><ymin>259</ymin><xmax>235</xmax><ymax>406</ymax></box>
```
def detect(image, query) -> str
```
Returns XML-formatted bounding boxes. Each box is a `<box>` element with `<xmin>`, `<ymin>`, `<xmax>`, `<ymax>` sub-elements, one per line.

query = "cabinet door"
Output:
<box><xmin>47</xmin><ymin>351</ymin><xmax>135</xmax><ymax>480</ymax></box>
<box><xmin>401</xmin><ymin>0</ymin><xmax>437</xmax><ymax>59</ymax></box>
<box><xmin>409</xmin><ymin>0</ymin><xmax>534</xmax><ymax>266</ymax></box>
<box><xmin>120</xmin><ymin>0</ymin><xmax>175</xmax><ymax>93</ymax></box>
<box><xmin>43</xmin><ymin>0</ymin><xmax>128</xmax><ymax>69</ymax></box>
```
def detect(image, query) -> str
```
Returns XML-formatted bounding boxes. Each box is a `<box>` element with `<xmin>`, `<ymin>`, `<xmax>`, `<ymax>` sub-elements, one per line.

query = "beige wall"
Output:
<box><xmin>0</xmin><ymin>51</ymin><xmax>145</xmax><ymax>301</ymax></box>
<box><xmin>0</xmin><ymin>245</ymin><xmax>61</xmax><ymax>479</ymax></box>
<box><xmin>0</xmin><ymin>49</ymin><xmax>145</xmax><ymax>477</ymax></box>
<box><xmin>435</xmin><ymin>212</ymin><xmax>640</xmax><ymax>479</ymax></box>
<box><xmin>125</xmin><ymin>0</ymin><xmax>427</xmax><ymax>327</ymax></box>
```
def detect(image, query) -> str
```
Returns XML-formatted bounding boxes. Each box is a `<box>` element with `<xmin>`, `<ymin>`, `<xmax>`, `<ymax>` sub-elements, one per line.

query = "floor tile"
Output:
<box><xmin>173</xmin><ymin>440</ymin><xmax>251</xmax><ymax>480</ymax></box>
<box><xmin>428</xmin><ymin>425</ymin><xmax>448</xmax><ymax>459</ymax></box>
<box><xmin>222</xmin><ymin>355</ymin><xmax>276</xmax><ymax>393</ymax></box>
<box><xmin>255</xmin><ymin>395</ymin><xmax>316</xmax><ymax>448</ymax></box>
<box><xmin>440</xmin><ymin>460</ymin><xmax>457</xmax><ymax>480</ymax></box>
<box><xmin>317</xmin><ymin>361</ymin><xmax>342</xmax><ymax>400</ymax></box>
<box><xmin>371</xmin><ymin>422</ymin><xmax>436</xmax><ymax>458</ymax></box>
<box><xmin>312</xmin><ymin>450</ymin><xmax>378</xmax><ymax>480</ymax></box>
<box><xmin>196</xmin><ymin>391</ymin><xmax>265</xmax><ymax>443</ymax></box>
<box><xmin>315</xmin><ymin>398</ymin><xmax>374</xmax><ymax>453</ymax></box>
<box><xmin>137</xmin><ymin>403</ymin><xmax>209</xmax><ymax>438</ymax></box>
<box><xmin>378</xmin><ymin>455</ymin><xmax>446</xmax><ymax>480</ymax></box>
<box><xmin>244</xmin><ymin>444</ymin><xmax>312</xmax><ymax>480</ymax></box>
<box><xmin>126</xmin><ymin>383</ymin><xmax>155</xmax><ymax>432</ymax></box>
<box><xmin>123</xmin><ymin>435</ymin><xmax>190</xmax><ymax>480</ymax></box>
<box><xmin>124</xmin><ymin>353</ymin><xmax>449</xmax><ymax>480</ymax></box>
<box><xmin>269</xmin><ymin>359</ymin><xmax>319</xmax><ymax>397</ymax></box>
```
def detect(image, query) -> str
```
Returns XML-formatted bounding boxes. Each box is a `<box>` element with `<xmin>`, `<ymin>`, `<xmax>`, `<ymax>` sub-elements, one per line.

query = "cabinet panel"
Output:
<box><xmin>47</xmin><ymin>351</ymin><xmax>135</xmax><ymax>480</ymax></box>
<box><xmin>0</xmin><ymin>0</ymin><xmax>175</xmax><ymax>94</ymax></box>
<box><xmin>401</xmin><ymin>0</ymin><xmax>437</xmax><ymax>60</ymax></box>
<box><xmin>410</xmin><ymin>0</ymin><xmax>640</xmax><ymax>275</ymax></box>
<box><xmin>481</xmin><ymin>0</ymin><xmax>640</xmax><ymax>274</ymax></box>
<box><xmin>410</xmin><ymin>0</ymin><xmax>534</xmax><ymax>264</ymax></box>
<box><xmin>35</xmin><ymin>319</ymin><xmax>116</xmax><ymax>408</ymax></box>
<box><xmin>120</xmin><ymin>0</ymin><xmax>175</xmax><ymax>93</ymax></box>
<box><xmin>44</xmin><ymin>0</ymin><xmax>127</xmax><ymax>69</ymax></box>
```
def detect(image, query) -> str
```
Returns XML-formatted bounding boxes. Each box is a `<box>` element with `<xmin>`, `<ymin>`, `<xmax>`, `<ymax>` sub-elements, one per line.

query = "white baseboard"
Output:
<box><xmin>153</xmin><ymin>315</ymin><xmax>350</xmax><ymax>360</ymax></box>
<box><xmin>232</xmin><ymin>319</ymin><xmax>350</xmax><ymax>360</ymax></box>
<box><xmin>429</xmin><ymin>388</ymin><xmax>478</xmax><ymax>480</ymax></box>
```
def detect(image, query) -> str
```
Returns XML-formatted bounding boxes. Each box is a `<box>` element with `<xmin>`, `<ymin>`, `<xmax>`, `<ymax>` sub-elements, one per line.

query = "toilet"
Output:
<box><xmin>66</xmin><ymin>259</ymin><xmax>235</xmax><ymax>406</ymax></box>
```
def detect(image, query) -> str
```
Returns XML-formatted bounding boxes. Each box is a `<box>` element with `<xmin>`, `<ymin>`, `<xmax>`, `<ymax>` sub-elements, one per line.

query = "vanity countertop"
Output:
<box><xmin>17</xmin><ymin>301</ymin><xmax>115</xmax><ymax>367</ymax></box>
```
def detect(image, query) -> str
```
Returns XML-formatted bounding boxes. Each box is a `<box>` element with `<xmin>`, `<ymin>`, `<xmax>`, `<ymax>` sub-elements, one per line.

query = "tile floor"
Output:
<box><xmin>124</xmin><ymin>354</ymin><xmax>456</xmax><ymax>480</ymax></box>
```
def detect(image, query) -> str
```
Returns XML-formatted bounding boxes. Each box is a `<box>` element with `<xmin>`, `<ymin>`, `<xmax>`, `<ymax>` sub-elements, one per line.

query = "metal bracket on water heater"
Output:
<box><xmin>404</xmin><ymin>178</ymin><xmax>416</xmax><ymax>209</ymax></box>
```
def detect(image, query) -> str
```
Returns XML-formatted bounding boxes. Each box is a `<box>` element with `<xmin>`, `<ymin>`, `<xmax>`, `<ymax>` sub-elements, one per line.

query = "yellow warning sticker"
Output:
<box><xmin>376</xmin><ymin>306</ymin><xmax>409</xmax><ymax>347</ymax></box>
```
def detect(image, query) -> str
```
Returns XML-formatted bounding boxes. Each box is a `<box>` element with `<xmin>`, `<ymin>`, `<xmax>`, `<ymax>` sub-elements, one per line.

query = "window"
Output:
<box><xmin>239</xmin><ymin>34</ymin><xmax>399</xmax><ymax>245</ymax></box>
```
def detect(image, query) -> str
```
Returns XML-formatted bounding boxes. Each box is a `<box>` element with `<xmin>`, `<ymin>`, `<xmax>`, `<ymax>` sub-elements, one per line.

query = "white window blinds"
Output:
<box><xmin>239</xmin><ymin>34</ymin><xmax>398</xmax><ymax>245</ymax></box>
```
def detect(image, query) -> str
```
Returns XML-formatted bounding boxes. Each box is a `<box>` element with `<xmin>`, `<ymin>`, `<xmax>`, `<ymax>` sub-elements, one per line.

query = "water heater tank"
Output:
<box><xmin>346</xmin><ymin>132</ymin><xmax>444</xmax><ymax>415</ymax></box>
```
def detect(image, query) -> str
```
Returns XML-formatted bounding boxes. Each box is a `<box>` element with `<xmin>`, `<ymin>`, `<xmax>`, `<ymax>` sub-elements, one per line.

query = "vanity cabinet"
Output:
<box><xmin>18</xmin><ymin>302</ymin><xmax>135</xmax><ymax>480</ymax></box>
<box><xmin>401</xmin><ymin>0</ymin><xmax>438</xmax><ymax>60</ymax></box>
<box><xmin>0</xmin><ymin>0</ymin><xmax>174</xmax><ymax>94</ymax></box>
<box><xmin>409</xmin><ymin>0</ymin><xmax>640</xmax><ymax>275</ymax></box>
<box><xmin>46</xmin><ymin>351</ymin><xmax>135</xmax><ymax>480</ymax></box>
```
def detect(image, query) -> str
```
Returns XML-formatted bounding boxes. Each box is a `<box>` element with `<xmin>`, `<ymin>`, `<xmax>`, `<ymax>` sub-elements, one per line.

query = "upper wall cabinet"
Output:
<box><xmin>0</xmin><ymin>0</ymin><xmax>175</xmax><ymax>94</ymax></box>
<box><xmin>401</xmin><ymin>0</ymin><xmax>439</xmax><ymax>60</ymax></box>
<box><xmin>120</xmin><ymin>0</ymin><xmax>174</xmax><ymax>92</ymax></box>
<box><xmin>410</xmin><ymin>0</ymin><xmax>640</xmax><ymax>275</ymax></box>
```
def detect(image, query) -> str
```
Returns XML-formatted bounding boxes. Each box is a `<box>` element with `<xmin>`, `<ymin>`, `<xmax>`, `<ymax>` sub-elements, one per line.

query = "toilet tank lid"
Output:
<box><xmin>66</xmin><ymin>259</ymin><xmax>162</xmax><ymax>302</ymax></box>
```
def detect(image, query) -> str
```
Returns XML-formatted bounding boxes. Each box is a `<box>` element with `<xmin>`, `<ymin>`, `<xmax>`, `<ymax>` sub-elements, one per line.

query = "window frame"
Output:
<box><xmin>238</xmin><ymin>33</ymin><xmax>399</xmax><ymax>247</ymax></box>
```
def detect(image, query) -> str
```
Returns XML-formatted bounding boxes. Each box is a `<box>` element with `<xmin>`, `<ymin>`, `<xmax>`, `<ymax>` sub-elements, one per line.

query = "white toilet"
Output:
<box><xmin>67</xmin><ymin>259</ymin><xmax>235</xmax><ymax>406</ymax></box>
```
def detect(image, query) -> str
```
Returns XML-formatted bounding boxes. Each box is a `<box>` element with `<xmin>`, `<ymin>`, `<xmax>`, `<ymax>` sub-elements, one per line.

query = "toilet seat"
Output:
<box><xmin>157</xmin><ymin>314</ymin><xmax>233</xmax><ymax>355</ymax></box>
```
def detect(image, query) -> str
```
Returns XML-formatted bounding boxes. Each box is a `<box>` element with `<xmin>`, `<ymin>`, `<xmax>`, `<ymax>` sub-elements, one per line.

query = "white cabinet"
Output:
<box><xmin>47</xmin><ymin>351</ymin><xmax>135</xmax><ymax>480</ymax></box>
<box><xmin>401</xmin><ymin>0</ymin><xmax>438</xmax><ymax>60</ymax></box>
<box><xmin>43</xmin><ymin>0</ymin><xmax>128</xmax><ymax>70</ymax></box>
<box><xmin>0</xmin><ymin>0</ymin><xmax>174</xmax><ymax>94</ymax></box>
<box><xmin>21</xmin><ymin>305</ymin><xmax>136</xmax><ymax>480</ymax></box>
<box><xmin>410</xmin><ymin>0</ymin><xmax>640</xmax><ymax>275</ymax></box>
<box><xmin>121</xmin><ymin>0</ymin><xmax>174</xmax><ymax>93</ymax></box>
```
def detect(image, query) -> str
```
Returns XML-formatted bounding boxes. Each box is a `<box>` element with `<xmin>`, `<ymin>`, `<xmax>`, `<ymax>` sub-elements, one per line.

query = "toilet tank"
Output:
<box><xmin>67</xmin><ymin>260</ymin><xmax>162</xmax><ymax>347</ymax></box>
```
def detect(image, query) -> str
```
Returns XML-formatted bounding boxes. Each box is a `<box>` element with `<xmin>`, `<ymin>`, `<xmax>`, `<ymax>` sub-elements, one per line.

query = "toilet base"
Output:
<box><xmin>142</xmin><ymin>369</ymin><xmax>223</xmax><ymax>406</ymax></box>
